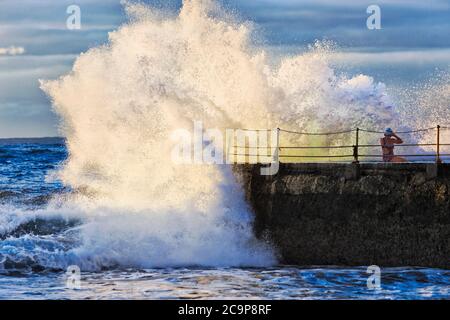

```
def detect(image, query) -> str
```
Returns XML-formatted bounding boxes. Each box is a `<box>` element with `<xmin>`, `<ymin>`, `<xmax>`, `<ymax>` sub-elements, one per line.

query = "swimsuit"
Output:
<box><xmin>382</xmin><ymin>137</ymin><xmax>395</xmax><ymax>162</ymax></box>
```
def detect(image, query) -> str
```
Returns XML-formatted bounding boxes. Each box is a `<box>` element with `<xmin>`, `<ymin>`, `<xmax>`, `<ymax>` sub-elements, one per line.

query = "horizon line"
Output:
<box><xmin>0</xmin><ymin>136</ymin><xmax>65</xmax><ymax>140</ymax></box>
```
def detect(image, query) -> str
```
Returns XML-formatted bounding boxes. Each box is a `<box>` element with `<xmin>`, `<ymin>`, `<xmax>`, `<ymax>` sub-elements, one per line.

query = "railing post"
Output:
<box><xmin>274</xmin><ymin>128</ymin><xmax>280</xmax><ymax>163</ymax></box>
<box><xmin>436</xmin><ymin>125</ymin><xmax>442</xmax><ymax>164</ymax></box>
<box><xmin>353</xmin><ymin>128</ymin><xmax>360</xmax><ymax>164</ymax></box>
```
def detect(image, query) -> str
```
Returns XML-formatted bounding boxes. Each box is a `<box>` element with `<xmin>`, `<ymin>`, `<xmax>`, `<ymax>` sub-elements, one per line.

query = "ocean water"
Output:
<box><xmin>0</xmin><ymin>140</ymin><xmax>449</xmax><ymax>300</ymax></box>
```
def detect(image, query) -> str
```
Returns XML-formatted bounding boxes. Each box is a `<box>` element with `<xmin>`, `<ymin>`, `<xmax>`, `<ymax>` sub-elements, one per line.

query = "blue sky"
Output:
<box><xmin>0</xmin><ymin>0</ymin><xmax>449</xmax><ymax>137</ymax></box>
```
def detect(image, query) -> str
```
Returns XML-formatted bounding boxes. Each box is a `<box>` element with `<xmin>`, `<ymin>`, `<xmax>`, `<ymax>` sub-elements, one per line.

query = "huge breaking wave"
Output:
<box><xmin>2</xmin><ymin>0</ymin><xmax>447</xmax><ymax>272</ymax></box>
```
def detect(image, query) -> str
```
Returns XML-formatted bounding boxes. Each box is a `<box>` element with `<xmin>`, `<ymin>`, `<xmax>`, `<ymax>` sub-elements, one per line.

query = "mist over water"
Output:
<box><xmin>393</xmin><ymin>71</ymin><xmax>450</xmax><ymax>153</ymax></box>
<box><xmin>0</xmin><ymin>0</ymin><xmax>438</xmax><ymax>271</ymax></box>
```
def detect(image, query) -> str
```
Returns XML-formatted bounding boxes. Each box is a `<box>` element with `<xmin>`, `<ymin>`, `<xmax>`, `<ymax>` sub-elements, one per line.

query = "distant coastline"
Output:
<box><xmin>0</xmin><ymin>137</ymin><xmax>65</xmax><ymax>145</ymax></box>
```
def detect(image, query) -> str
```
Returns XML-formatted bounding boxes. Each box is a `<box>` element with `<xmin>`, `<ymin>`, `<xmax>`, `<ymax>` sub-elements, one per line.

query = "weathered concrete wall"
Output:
<box><xmin>234</xmin><ymin>163</ymin><xmax>450</xmax><ymax>268</ymax></box>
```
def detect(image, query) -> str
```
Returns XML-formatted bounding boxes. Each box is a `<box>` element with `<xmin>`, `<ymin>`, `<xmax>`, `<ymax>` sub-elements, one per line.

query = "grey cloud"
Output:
<box><xmin>228</xmin><ymin>0</ymin><xmax>450</xmax><ymax>48</ymax></box>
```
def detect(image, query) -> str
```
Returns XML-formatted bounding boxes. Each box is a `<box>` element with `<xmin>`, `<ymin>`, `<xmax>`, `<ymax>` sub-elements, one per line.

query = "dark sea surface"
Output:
<box><xmin>0</xmin><ymin>139</ymin><xmax>448</xmax><ymax>300</ymax></box>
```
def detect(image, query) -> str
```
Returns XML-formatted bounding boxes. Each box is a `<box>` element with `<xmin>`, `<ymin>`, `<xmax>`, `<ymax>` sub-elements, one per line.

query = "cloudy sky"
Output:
<box><xmin>0</xmin><ymin>0</ymin><xmax>449</xmax><ymax>137</ymax></box>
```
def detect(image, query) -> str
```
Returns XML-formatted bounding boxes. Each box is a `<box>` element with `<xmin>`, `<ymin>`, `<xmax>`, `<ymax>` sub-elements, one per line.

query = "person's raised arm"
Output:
<box><xmin>393</xmin><ymin>133</ymin><xmax>403</xmax><ymax>144</ymax></box>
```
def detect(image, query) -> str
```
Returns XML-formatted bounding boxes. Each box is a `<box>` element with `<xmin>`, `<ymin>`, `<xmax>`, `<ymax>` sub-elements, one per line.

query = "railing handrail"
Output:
<box><xmin>231</xmin><ymin>126</ymin><xmax>450</xmax><ymax>136</ymax></box>
<box><xmin>279</xmin><ymin>128</ymin><xmax>355</xmax><ymax>136</ymax></box>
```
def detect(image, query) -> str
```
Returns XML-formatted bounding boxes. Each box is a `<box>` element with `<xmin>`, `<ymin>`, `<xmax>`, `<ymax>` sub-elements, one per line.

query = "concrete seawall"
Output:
<box><xmin>234</xmin><ymin>163</ymin><xmax>450</xmax><ymax>268</ymax></box>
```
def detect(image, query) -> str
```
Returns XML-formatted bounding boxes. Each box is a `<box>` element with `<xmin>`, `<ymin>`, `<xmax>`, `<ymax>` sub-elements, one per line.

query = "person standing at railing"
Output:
<box><xmin>381</xmin><ymin>128</ymin><xmax>406</xmax><ymax>163</ymax></box>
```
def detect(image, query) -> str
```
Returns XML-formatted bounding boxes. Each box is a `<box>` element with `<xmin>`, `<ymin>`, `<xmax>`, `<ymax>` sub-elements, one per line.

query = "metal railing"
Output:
<box><xmin>228</xmin><ymin>125</ymin><xmax>450</xmax><ymax>164</ymax></box>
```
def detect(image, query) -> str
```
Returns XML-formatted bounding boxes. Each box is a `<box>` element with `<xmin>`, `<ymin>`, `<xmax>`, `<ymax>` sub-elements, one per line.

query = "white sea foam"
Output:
<box><xmin>35</xmin><ymin>0</ymin><xmax>405</xmax><ymax>270</ymax></box>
